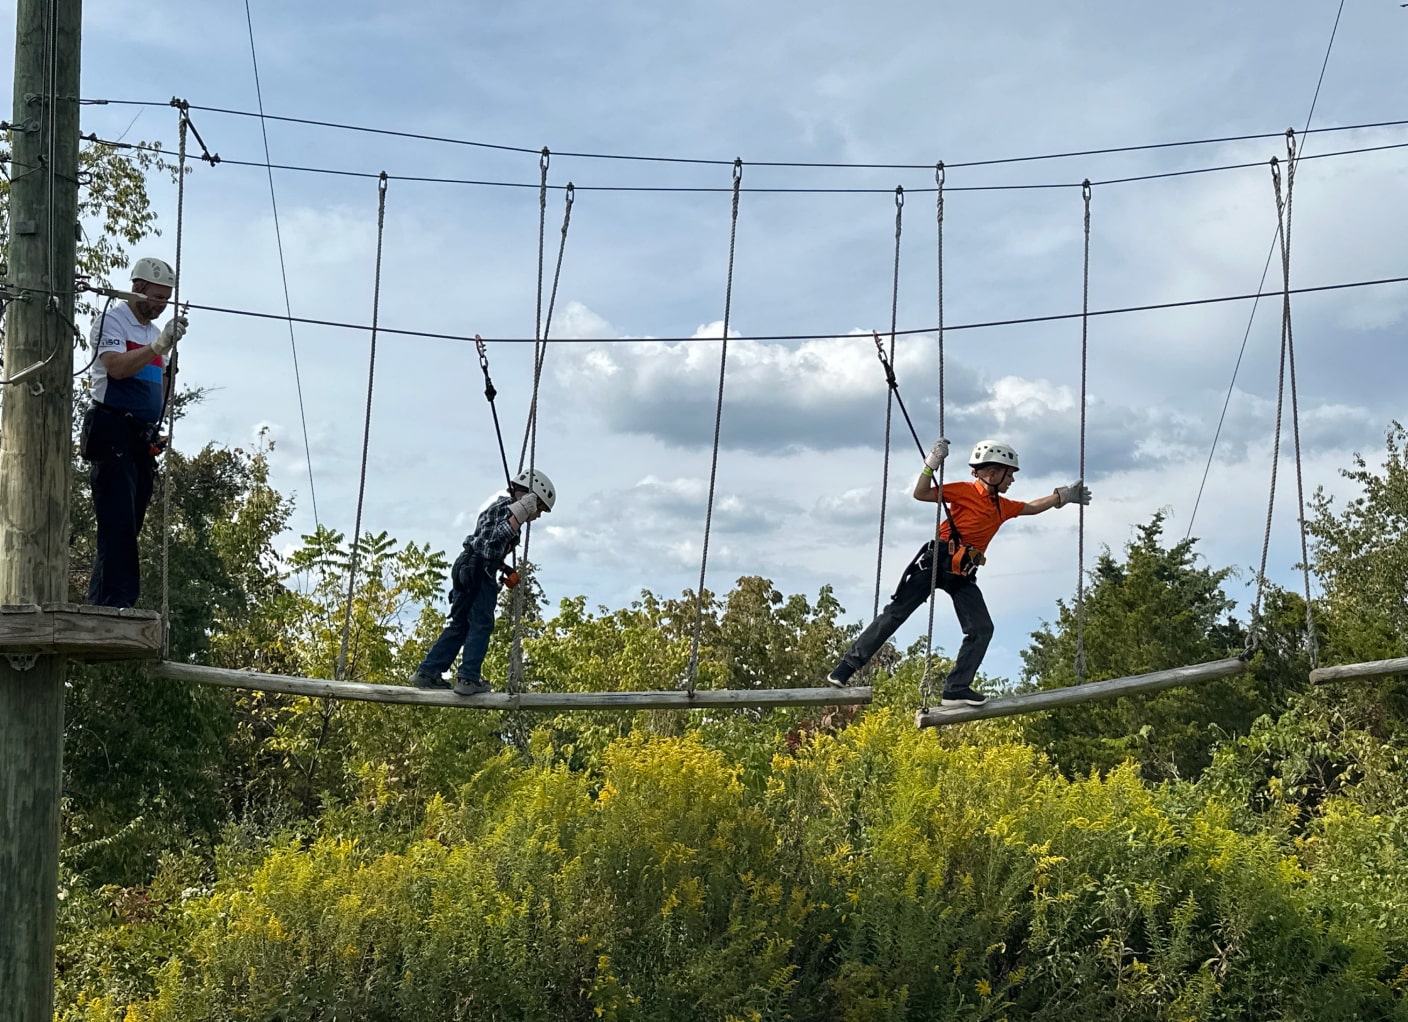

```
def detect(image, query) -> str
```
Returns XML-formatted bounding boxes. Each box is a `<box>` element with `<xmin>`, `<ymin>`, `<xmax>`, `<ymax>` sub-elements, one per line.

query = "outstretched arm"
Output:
<box><xmin>1018</xmin><ymin>492</ymin><xmax>1061</xmax><ymax>516</ymax></box>
<box><xmin>1019</xmin><ymin>479</ymin><xmax>1092</xmax><ymax>516</ymax></box>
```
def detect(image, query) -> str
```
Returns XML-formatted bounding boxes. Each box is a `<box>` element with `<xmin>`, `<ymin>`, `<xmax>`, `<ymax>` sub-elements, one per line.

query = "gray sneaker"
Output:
<box><xmin>452</xmin><ymin>677</ymin><xmax>492</xmax><ymax>697</ymax></box>
<box><xmin>410</xmin><ymin>671</ymin><xmax>451</xmax><ymax>690</ymax></box>
<box><xmin>826</xmin><ymin>669</ymin><xmax>852</xmax><ymax>689</ymax></box>
<box><xmin>940</xmin><ymin>687</ymin><xmax>988</xmax><ymax>707</ymax></box>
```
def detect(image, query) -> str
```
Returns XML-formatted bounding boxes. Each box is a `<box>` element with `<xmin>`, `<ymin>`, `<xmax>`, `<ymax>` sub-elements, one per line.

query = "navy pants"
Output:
<box><xmin>86</xmin><ymin>406</ymin><xmax>158</xmax><ymax>609</ymax></box>
<box><xmin>835</xmin><ymin>541</ymin><xmax>994</xmax><ymax>695</ymax></box>
<box><xmin>417</xmin><ymin>551</ymin><xmax>501</xmax><ymax>682</ymax></box>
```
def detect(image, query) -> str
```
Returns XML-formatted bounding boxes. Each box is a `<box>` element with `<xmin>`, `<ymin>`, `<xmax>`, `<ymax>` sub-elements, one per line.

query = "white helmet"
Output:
<box><xmin>969</xmin><ymin>439</ymin><xmax>1019</xmax><ymax>470</ymax></box>
<box><xmin>512</xmin><ymin>468</ymin><xmax>556</xmax><ymax>511</ymax></box>
<box><xmin>130</xmin><ymin>256</ymin><xmax>175</xmax><ymax>288</ymax></box>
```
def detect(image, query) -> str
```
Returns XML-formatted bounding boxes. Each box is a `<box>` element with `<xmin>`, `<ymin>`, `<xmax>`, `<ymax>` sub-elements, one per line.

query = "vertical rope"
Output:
<box><xmin>510</xmin><ymin>180</ymin><xmax>574</xmax><ymax>693</ymax></box>
<box><xmin>919</xmin><ymin>164</ymin><xmax>945</xmax><ymax>710</ymax></box>
<box><xmin>336</xmin><ymin>172</ymin><xmax>388</xmax><ymax>681</ymax></box>
<box><xmin>1250</xmin><ymin>156</ymin><xmax>1290</xmax><ymax>652</ymax></box>
<box><xmin>518</xmin><ymin>183</ymin><xmax>574</xmax><ymax>474</ymax></box>
<box><xmin>872</xmin><ymin>187</ymin><xmax>904</xmax><ymax>623</ymax></box>
<box><xmin>159</xmin><ymin>110</ymin><xmax>188</xmax><ymax>658</ymax></box>
<box><xmin>685</xmin><ymin>158</ymin><xmax>743</xmax><ymax>695</ymax></box>
<box><xmin>1074</xmin><ymin>181</ymin><xmax>1092</xmax><ymax>685</ymax></box>
<box><xmin>1277</xmin><ymin>131</ymin><xmax>1318</xmax><ymax>665</ymax></box>
<box><xmin>245</xmin><ymin>0</ymin><xmax>319</xmax><ymax>526</ymax></box>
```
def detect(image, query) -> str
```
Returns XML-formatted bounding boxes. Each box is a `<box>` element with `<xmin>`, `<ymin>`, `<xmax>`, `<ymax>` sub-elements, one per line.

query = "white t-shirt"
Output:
<box><xmin>90</xmin><ymin>302</ymin><xmax>164</xmax><ymax>423</ymax></box>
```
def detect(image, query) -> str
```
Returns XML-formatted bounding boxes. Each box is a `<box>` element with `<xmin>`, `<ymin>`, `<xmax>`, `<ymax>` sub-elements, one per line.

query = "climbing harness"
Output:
<box><xmin>685</xmin><ymin>158</ymin><xmax>743</xmax><ymax>695</ymax></box>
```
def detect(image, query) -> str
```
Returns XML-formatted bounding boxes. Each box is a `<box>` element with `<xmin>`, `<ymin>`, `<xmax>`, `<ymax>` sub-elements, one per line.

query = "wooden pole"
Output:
<box><xmin>1310</xmin><ymin>656</ymin><xmax>1408</xmax><ymax>685</ymax></box>
<box><xmin>150</xmin><ymin>661</ymin><xmax>874</xmax><ymax>710</ymax></box>
<box><xmin>0</xmin><ymin>0</ymin><xmax>81</xmax><ymax>1016</ymax></box>
<box><xmin>915</xmin><ymin>657</ymin><xmax>1250</xmax><ymax>728</ymax></box>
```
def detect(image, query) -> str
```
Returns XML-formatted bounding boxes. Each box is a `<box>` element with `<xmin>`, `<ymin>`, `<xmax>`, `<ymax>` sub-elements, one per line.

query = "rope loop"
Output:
<box><xmin>935</xmin><ymin>161</ymin><xmax>945</xmax><ymax>187</ymax></box>
<box><xmin>564</xmin><ymin>181</ymin><xmax>575</xmax><ymax>208</ymax></box>
<box><xmin>540</xmin><ymin>146</ymin><xmax>550</xmax><ymax>172</ymax></box>
<box><xmin>894</xmin><ymin>184</ymin><xmax>904</xmax><ymax>210</ymax></box>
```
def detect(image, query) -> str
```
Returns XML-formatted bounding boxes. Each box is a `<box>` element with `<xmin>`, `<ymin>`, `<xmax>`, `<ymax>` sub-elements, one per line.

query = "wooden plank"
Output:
<box><xmin>52</xmin><ymin>605</ymin><xmax>163</xmax><ymax>659</ymax></box>
<box><xmin>0</xmin><ymin>604</ymin><xmax>52</xmax><ymax>646</ymax></box>
<box><xmin>150</xmin><ymin>661</ymin><xmax>873</xmax><ymax>710</ymax></box>
<box><xmin>915</xmin><ymin>657</ymin><xmax>1250</xmax><ymax>728</ymax></box>
<box><xmin>0</xmin><ymin>604</ymin><xmax>162</xmax><ymax>660</ymax></box>
<box><xmin>1310</xmin><ymin>657</ymin><xmax>1408</xmax><ymax>684</ymax></box>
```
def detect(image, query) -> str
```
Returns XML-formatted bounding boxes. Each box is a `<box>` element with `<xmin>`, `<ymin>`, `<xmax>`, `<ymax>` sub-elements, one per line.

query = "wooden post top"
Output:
<box><xmin>0</xmin><ymin>604</ymin><xmax>163</xmax><ymax>661</ymax></box>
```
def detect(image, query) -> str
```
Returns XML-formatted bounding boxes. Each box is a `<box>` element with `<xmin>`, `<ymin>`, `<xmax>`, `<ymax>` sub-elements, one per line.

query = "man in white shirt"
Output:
<box><xmin>82</xmin><ymin>257</ymin><xmax>188</xmax><ymax>607</ymax></box>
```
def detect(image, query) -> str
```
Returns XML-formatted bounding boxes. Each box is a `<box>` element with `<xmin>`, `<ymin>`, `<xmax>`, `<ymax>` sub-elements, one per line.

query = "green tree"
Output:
<box><xmin>64</xmin><ymin>435</ymin><xmax>291</xmax><ymax>884</ymax></box>
<box><xmin>1019</xmin><ymin>513</ymin><xmax>1252</xmax><ymax>781</ymax></box>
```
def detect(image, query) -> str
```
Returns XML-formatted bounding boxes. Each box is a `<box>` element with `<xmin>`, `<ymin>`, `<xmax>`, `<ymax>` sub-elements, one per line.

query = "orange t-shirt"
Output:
<box><xmin>937</xmin><ymin>480</ymin><xmax>1026</xmax><ymax>552</ymax></box>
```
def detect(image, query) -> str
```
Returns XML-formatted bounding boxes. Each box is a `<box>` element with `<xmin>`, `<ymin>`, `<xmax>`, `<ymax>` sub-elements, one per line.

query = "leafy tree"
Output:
<box><xmin>1202</xmin><ymin>423</ymin><xmax>1408</xmax><ymax>823</ymax></box>
<box><xmin>1019</xmin><ymin>513</ymin><xmax>1253</xmax><ymax>781</ymax></box>
<box><xmin>1307</xmin><ymin>421</ymin><xmax>1408</xmax><ymax>667</ymax></box>
<box><xmin>64</xmin><ymin>435</ymin><xmax>290</xmax><ymax>884</ymax></box>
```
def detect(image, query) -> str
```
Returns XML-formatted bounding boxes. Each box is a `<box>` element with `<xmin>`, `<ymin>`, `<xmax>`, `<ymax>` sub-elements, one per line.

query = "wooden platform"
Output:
<box><xmin>1310</xmin><ymin>656</ymin><xmax>1408</xmax><ymax>684</ymax></box>
<box><xmin>915</xmin><ymin>657</ymin><xmax>1250</xmax><ymax>728</ymax></box>
<box><xmin>150</xmin><ymin>661</ymin><xmax>873</xmax><ymax>710</ymax></box>
<box><xmin>0</xmin><ymin>603</ymin><xmax>163</xmax><ymax>661</ymax></box>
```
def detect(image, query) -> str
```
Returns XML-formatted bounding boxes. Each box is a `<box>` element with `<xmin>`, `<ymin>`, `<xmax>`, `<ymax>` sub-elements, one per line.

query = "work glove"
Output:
<box><xmin>508</xmin><ymin>492</ymin><xmax>542</xmax><ymax>525</ymax></box>
<box><xmin>150</xmin><ymin>315</ymin><xmax>188</xmax><ymax>357</ymax></box>
<box><xmin>1053</xmin><ymin>480</ymin><xmax>1092</xmax><ymax>508</ymax></box>
<box><xmin>924</xmin><ymin>438</ymin><xmax>950</xmax><ymax>471</ymax></box>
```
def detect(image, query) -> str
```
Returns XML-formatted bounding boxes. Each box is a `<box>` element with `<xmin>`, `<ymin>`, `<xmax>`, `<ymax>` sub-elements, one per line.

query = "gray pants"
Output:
<box><xmin>834</xmin><ymin>542</ymin><xmax>994</xmax><ymax>695</ymax></box>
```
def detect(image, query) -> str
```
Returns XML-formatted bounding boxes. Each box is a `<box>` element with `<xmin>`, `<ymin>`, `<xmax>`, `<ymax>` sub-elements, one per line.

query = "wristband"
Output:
<box><xmin>921</xmin><ymin>465</ymin><xmax>934</xmax><ymax>477</ymax></box>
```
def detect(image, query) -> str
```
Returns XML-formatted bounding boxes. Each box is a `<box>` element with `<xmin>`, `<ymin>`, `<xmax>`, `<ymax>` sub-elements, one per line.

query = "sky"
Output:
<box><xmin>6</xmin><ymin>0</ymin><xmax>1407</xmax><ymax>688</ymax></box>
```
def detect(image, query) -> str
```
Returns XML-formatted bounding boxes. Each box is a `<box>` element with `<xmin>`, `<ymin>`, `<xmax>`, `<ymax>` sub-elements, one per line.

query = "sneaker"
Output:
<box><xmin>410</xmin><ymin>672</ymin><xmax>451</xmax><ymax>690</ymax></box>
<box><xmin>452</xmin><ymin>677</ymin><xmax>492</xmax><ymax>697</ymax></box>
<box><xmin>826</xmin><ymin>667</ymin><xmax>854</xmax><ymax>689</ymax></box>
<box><xmin>940</xmin><ymin>687</ymin><xmax>988</xmax><ymax>707</ymax></box>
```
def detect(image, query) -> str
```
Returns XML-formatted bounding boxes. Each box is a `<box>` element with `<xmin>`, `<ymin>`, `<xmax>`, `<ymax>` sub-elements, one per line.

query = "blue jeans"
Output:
<box><xmin>834</xmin><ymin>541</ymin><xmax>994</xmax><ymax>695</ymax></box>
<box><xmin>417</xmin><ymin>552</ymin><xmax>500</xmax><ymax>681</ymax></box>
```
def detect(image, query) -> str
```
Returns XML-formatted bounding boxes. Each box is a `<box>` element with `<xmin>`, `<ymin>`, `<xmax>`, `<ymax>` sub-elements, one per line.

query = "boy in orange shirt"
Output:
<box><xmin>827</xmin><ymin>439</ymin><xmax>1091</xmax><ymax>706</ymax></box>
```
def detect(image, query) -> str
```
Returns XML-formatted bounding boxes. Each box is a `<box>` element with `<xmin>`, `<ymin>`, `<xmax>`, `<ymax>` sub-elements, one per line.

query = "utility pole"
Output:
<box><xmin>1</xmin><ymin>0</ymin><xmax>82</xmax><ymax>1017</ymax></box>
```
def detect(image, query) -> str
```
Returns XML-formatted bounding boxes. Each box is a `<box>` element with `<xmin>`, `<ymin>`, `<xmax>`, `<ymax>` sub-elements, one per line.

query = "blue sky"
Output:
<box><xmin>9</xmin><ymin>0</ymin><xmax>1408</xmax><ymax>686</ymax></box>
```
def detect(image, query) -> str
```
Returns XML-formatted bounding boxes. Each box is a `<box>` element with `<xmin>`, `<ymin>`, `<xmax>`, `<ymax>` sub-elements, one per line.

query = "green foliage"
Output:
<box><xmin>56</xmin><ymin>713</ymin><xmax>1408</xmax><ymax>1021</ymax></box>
<box><xmin>64</xmin><ymin>435</ymin><xmax>290</xmax><ymax>884</ymax></box>
<box><xmin>1019</xmin><ymin>514</ymin><xmax>1259</xmax><ymax>781</ymax></box>
<box><xmin>1308</xmin><ymin>421</ymin><xmax>1408</xmax><ymax>665</ymax></box>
